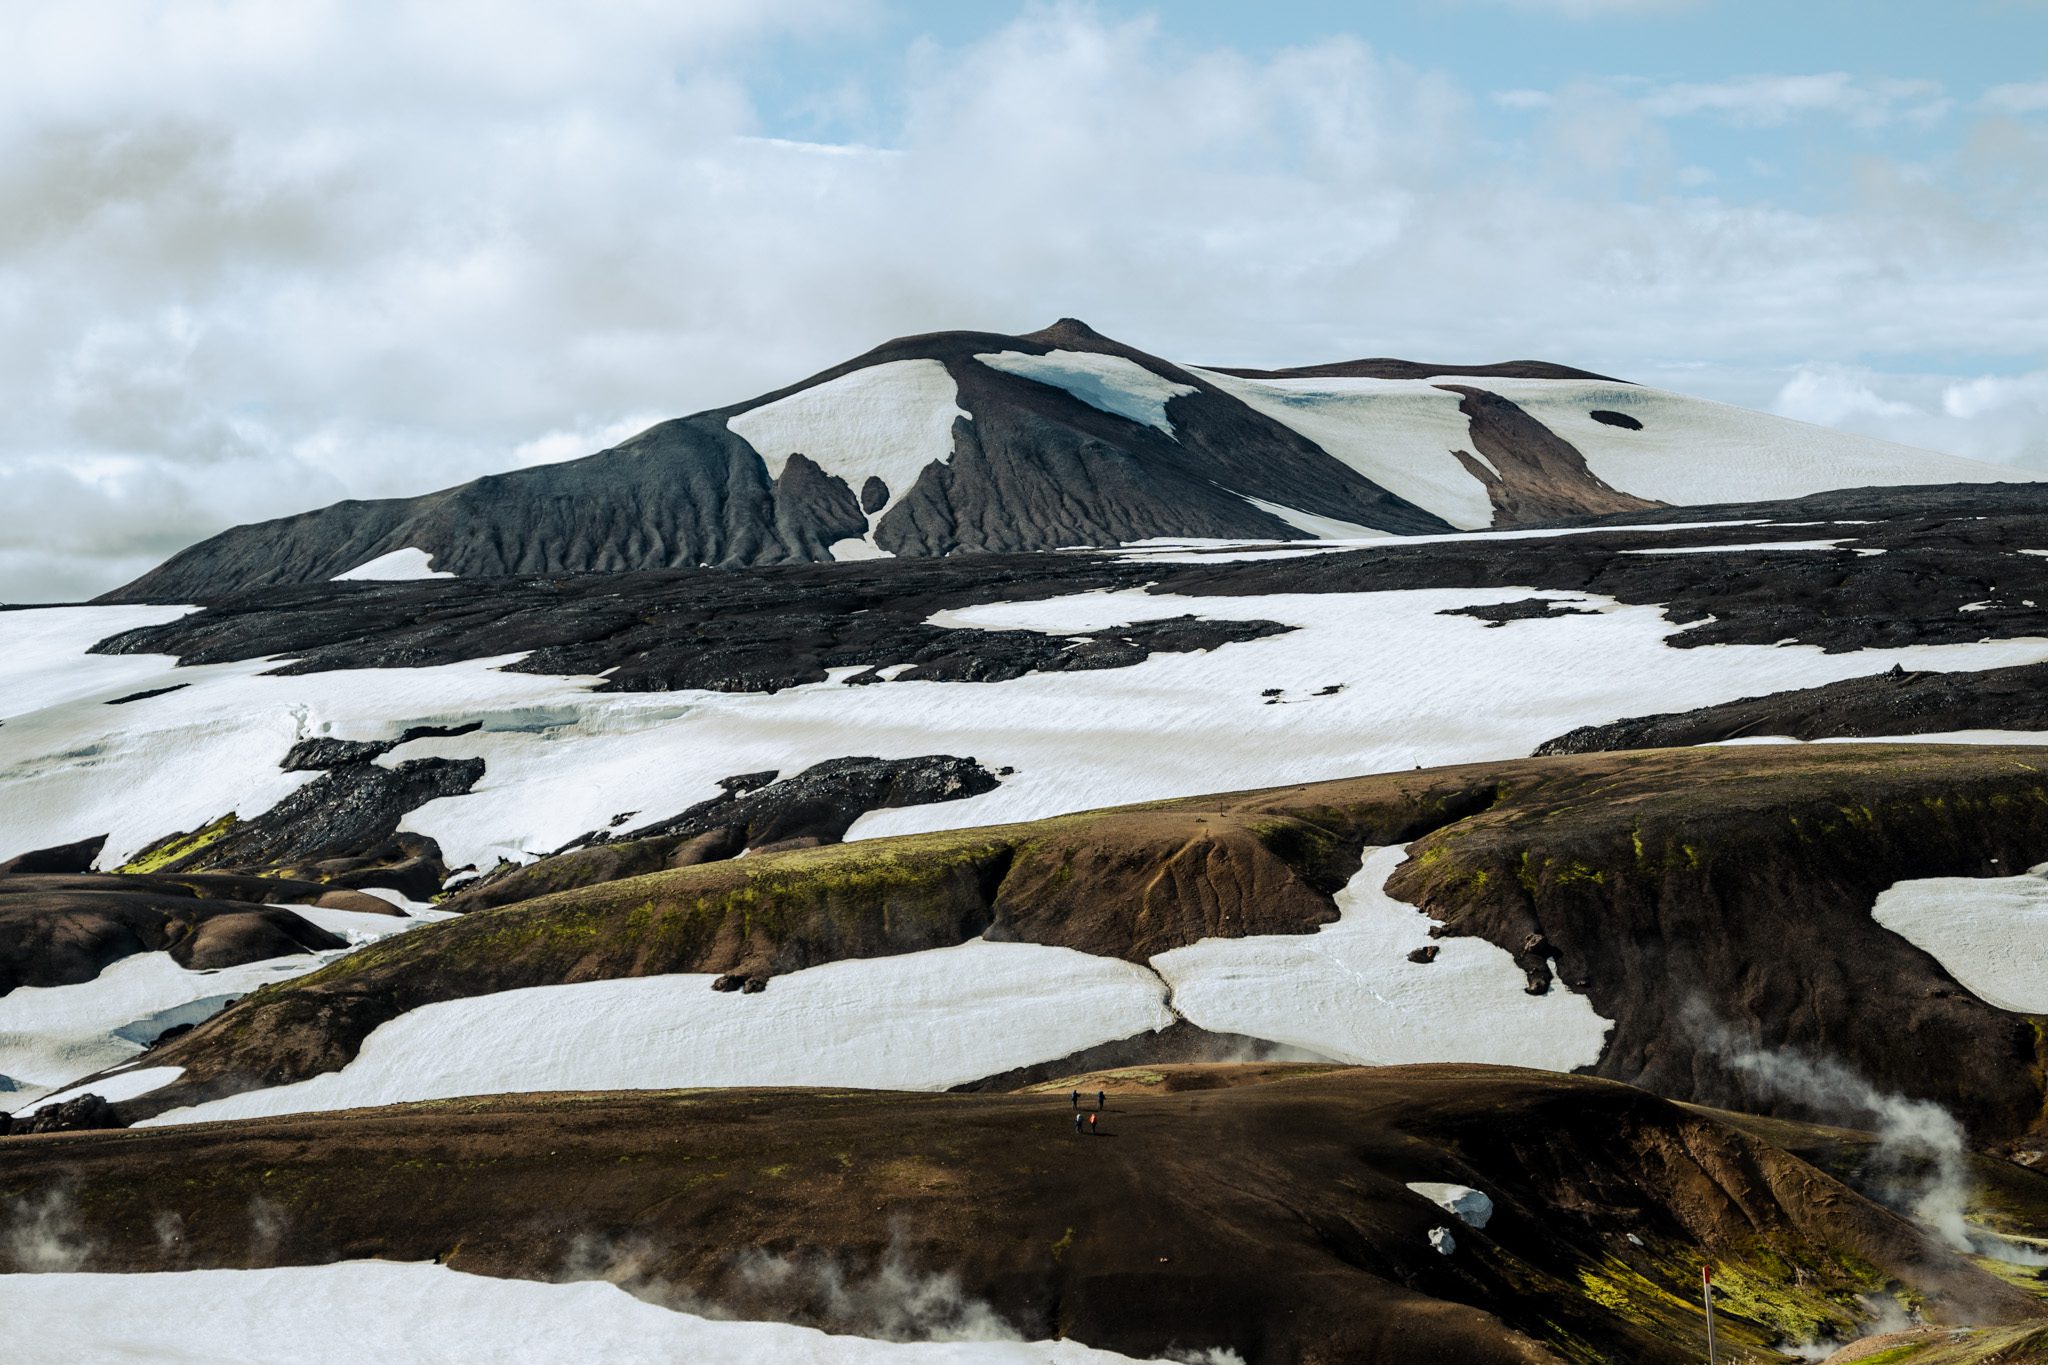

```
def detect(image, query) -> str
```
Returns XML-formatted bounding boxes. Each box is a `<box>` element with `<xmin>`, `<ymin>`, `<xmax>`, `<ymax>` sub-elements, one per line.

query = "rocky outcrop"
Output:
<box><xmin>126</xmin><ymin>757</ymin><xmax>481</xmax><ymax>896</ymax></box>
<box><xmin>1438</xmin><ymin>384</ymin><xmax>1663</xmax><ymax>523</ymax></box>
<box><xmin>1539</xmin><ymin>659</ymin><xmax>2048</xmax><ymax>753</ymax></box>
<box><xmin>0</xmin><ymin>834</ymin><xmax>108</xmax><ymax>876</ymax></box>
<box><xmin>445</xmin><ymin>755</ymin><xmax>1003</xmax><ymax>912</ymax></box>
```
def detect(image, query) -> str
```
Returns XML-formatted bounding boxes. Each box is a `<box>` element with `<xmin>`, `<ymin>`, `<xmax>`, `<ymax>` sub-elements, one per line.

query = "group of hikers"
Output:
<box><xmin>1070</xmin><ymin>1088</ymin><xmax>1107</xmax><ymax>1135</ymax></box>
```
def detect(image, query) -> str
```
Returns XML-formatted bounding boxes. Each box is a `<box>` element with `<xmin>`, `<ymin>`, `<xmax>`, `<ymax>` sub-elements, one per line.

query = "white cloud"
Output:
<box><xmin>1</xmin><ymin>3</ymin><xmax>2045</xmax><ymax>600</ymax></box>
<box><xmin>510</xmin><ymin>413</ymin><xmax>671</xmax><ymax>469</ymax></box>
<box><xmin>1983</xmin><ymin>81</ymin><xmax>2048</xmax><ymax>114</ymax></box>
<box><xmin>1771</xmin><ymin>364</ymin><xmax>2048</xmax><ymax>469</ymax></box>
<box><xmin>1465</xmin><ymin>0</ymin><xmax>1701</xmax><ymax>16</ymax></box>
<box><xmin>1635</xmin><ymin>73</ymin><xmax>1952</xmax><ymax>129</ymax></box>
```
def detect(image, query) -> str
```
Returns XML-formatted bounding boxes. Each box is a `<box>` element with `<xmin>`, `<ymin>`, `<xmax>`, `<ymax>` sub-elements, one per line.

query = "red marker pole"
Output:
<box><xmin>1702</xmin><ymin>1264</ymin><xmax>1717</xmax><ymax>1364</ymax></box>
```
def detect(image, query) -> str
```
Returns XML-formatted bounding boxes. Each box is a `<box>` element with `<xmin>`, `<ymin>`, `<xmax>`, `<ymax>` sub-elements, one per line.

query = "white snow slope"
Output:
<box><xmin>1154</xmin><ymin>847</ymin><xmax>1609</xmax><ymax>1072</ymax></box>
<box><xmin>0</xmin><ymin>1262</ymin><xmax>1177</xmax><ymax>1365</ymax></box>
<box><xmin>10</xmin><ymin>566</ymin><xmax>2048</xmax><ymax>876</ymax></box>
<box><xmin>331</xmin><ymin>548</ymin><xmax>454</xmax><ymax>581</ymax></box>
<box><xmin>146</xmin><ymin>940</ymin><xmax>1177</xmax><ymax>1124</ymax></box>
<box><xmin>1193</xmin><ymin>368</ymin><xmax>2023</xmax><ymax>532</ymax></box>
<box><xmin>728</xmin><ymin>358</ymin><xmax>969</xmax><ymax>558</ymax></box>
<box><xmin>975</xmin><ymin>349</ymin><xmax>1197</xmax><ymax>436</ymax></box>
<box><xmin>147</xmin><ymin>844</ymin><xmax>1605</xmax><ymax>1125</ymax></box>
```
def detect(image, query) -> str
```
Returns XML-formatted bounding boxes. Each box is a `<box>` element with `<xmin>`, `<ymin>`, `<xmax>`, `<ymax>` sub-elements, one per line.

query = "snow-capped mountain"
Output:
<box><xmin>101</xmin><ymin>318</ymin><xmax>2020</xmax><ymax>603</ymax></box>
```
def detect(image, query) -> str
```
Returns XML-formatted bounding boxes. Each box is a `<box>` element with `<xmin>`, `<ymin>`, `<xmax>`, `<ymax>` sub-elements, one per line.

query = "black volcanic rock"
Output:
<box><xmin>1538</xmin><ymin>658</ymin><xmax>2048</xmax><ymax>754</ymax></box>
<box><xmin>445</xmin><ymin>754</ymin><xmax>1002</xmax><ymax>912</ymax></box>
<box><xmin>85</xmin><ymin>484</ymin><xmax>2048</xmax><ymax>697</ymax></box>
<box><xmin>1207</xmin><ymin>357</ymin><xmax>1627</xmax><ymax>382</ymax></box>
<box><xmin>125</xmin><ymin>757</ymin><xmax>482</xmax><ymax>895</ymax></box>
<box><xmin>13</xmin><ymin>1092</ymin><xmax>117</xmax><ymax>1134</ymax></box>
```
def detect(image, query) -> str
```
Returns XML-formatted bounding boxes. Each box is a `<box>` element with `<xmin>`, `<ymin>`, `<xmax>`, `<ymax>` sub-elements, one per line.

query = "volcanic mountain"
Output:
<box><xmin>101</xmin><ymin>318</ymin><xmax>2018</xmax><ymax>602</ymax></box>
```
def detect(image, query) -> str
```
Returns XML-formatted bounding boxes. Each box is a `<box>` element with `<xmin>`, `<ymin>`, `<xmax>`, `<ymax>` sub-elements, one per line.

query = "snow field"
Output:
<box><xmin>0</xmin><ymin>626</ymin><xmax>606</xmax><ymax>867</ymax></box>
<box><xmin>1871</xmin><ymin>869</ymin><xmax>2048</xmax><ymax>1012</ymax></box>
<box><xmin>1618</xmin><ymin>539</ymin><xmax>1849</xmax><ymax>555</ymax></box>
<box><xmin>331</xmin><ymin>548</ymin><xmax>453</xmax><ymax>581</ymax></box>
<box><xmin>144</xmin><ymin>941</ymin><xmax>1178</xmax><ymax>1124</ymax></box>
<box><xmin>1152</xmin><ymin>847</ymin><xmax>1610</xmax><ymax>1071</ymax></box>
<box><xmin>0</xmin><ymin>1262</ymin><xmax>1179</xmax><ymax>1364</ymax></box>
<box><xmin>975</xmin><ymin>350</ymin><xmax>1195</xmax><ymax>436</ymax></box>
<box><xmin>0</xmin><ymin>602</ymin><xmax>193</xmax><ymax>722</ymax></box>
<box><xmin>13</xmin><ymin>574</ymin><xmax>2048</xmax><ymax>877</ymax></box>
<box><xmin>729</xmin><ymin>359</ymin><xmax>968</xmax><ymax>558</ymax></box>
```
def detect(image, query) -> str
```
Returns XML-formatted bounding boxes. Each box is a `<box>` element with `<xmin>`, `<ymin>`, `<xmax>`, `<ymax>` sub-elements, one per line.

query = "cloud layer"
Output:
<box><xmin>2</xmin><ymin>1</ymin><xmax>2044</xmax><ymax>600</ymax></box>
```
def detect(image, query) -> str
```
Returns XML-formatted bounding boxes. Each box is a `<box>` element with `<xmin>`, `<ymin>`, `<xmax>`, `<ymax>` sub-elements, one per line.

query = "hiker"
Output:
<box><xmin>1071</xmin><ymin>1089</ymin><xmax>1080</xmax><ymax>1110</ymax></box>
<box><xmin>1096</xmin><ymin>1090</ymin><xmax>1105</xmax><ymax>1111</ymax></box>
<box><xmin>1088</xmin><ymin>1112</ymin><xmax>1098</xmax><ymax>1135</ymax></box>
<box><xmin>1074</xmin><ymin>1111</ymin><xmax>1084</xmax><ymax>1135</ymax></box>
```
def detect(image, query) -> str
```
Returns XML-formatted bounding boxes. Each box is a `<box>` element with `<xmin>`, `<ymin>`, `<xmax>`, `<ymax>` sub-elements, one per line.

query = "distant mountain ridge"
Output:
<box><xmin>104</xmin><ymin>317</ymin><xmax>2023</xmax><ymax>602</ymax></box>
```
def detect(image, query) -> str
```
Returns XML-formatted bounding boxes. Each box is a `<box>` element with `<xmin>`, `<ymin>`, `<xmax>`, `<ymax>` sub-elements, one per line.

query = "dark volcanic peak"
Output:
<box><xmin>1206</xmin><ymin>356</ymin><xmax>1628</xmax><ymax>382</ymax></box>
<box><xmin>99</xmin><ymin>319</ymin><xmax>2019</xmax><ymax>604</ymax></box>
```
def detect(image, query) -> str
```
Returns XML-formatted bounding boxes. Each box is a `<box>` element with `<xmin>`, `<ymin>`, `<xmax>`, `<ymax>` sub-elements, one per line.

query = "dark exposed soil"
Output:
<box><xmin>1438</xmin><ymin>384</ymin><xmax>1664</xmax><ymax>524</ymax></box>
<box><xmin>0</xmin><ymin>834</ymin><xmax>107</xmax><ymax>876</ymax></box>
<box><xmin>1207</xmin><ymin>358</ymin><xmax>1627</xmax><ymax>383</ymax></box>
<box><xmin>1588</xmin><ymin>409</ymin><xmax>1643</xmax><ymax>430</ymax></box>
<box><xmin>2</xmin><ymin>1067</ymin><xmax>2035</xmax><ymax>1364</ymax></box>
<box><xmin>0</xmin><ymin>873</ymin><xmax>344</xmax><ymax>994</ymax></box>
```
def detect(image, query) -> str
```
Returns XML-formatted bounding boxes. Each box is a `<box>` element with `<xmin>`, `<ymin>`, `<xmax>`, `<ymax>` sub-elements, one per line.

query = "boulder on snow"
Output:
<box><xmin>16</xmin><ymin>1093</ymin><xmax>117</xmax><ymax>1135</ymax></box>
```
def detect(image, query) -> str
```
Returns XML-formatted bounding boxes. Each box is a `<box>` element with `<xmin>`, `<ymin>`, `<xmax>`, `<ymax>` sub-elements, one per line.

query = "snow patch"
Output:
<box><xmin>729</xmin><ymin>359</ymin><xmax>966</xmax><ymax>529</ymax></box>
<box><xmin>1406</xmin><ymin>1182</ymin><xmax>1494</xmax><ymax>1229</ymax></box>
<box><xmin>0</xmin><ymin>1262</ymin><xmax>1171</xmax><ymax>1364</ymax></box>
<box><xmin>1619</xmin><ymin>539</ymin><xmax>1848</xmax><ymax>555</ymax></box>
<box><xmin>1428</xmin><ymin>1227</ymin><xmax>1457</xmax><ymax>1256</ymax></box>
<box><xmin>1240</xmin><ymin>496</ymin><xmax>1388</xmax><ymax>541</ymax></box>
<box><xmin>331</xmin><ymin>548</ymin><xmax>453</xmax><ymax>581</ymax></box>
<box><xmin>1149</xmin><ymin>846</ymin><xmax>1611</xmax><ymax>1071</ymax></box>
<box><xmin>146</xmin><ymin>940</ymin><xmax>1175</xmax><ymax>1124</ymax></box>
<box><xmin>1194</xmin><ymin>370</ymin><xmax>1499</xmax><ymax>530</ymax></box>
<box><xmin>1872</xmin><ymin>870</ymin><xmax>2048</xmax><ymax>1012</ymax></box>
<box><xmin>975</xmin><ymin>350</ymin><xmax>1195</xmax><ymax>436</ymax></box>
<box><xmin>15</xmin><ymin>1065</ymin><xmax>182</xmax><ymax>1115</ymax></box>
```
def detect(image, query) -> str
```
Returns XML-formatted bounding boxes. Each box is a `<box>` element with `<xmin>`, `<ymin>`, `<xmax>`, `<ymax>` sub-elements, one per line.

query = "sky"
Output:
<box><xmin>2</xmin><ymin>0</ymin><xmax>2045</xmax><ymax>601</ymax></box>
